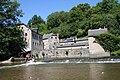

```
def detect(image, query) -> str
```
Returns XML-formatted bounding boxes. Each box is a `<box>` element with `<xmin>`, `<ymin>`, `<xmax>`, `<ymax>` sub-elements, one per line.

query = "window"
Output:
<box><xmin>56</xmin><ymin>52</ymin><xmax>58</xmax><ymax>54</ymax></box>
<box><xmin>21</xmin><ymin>27</ymin><xmax>23</xmax><ymax>29</ymax></box>
<box><xmin>55</xmin><ymin>37</ymin><xmax>57</xmax><ymax>39</ymax></box>
<box><xmin>51</xmin><ymin>37</ymin><xmax>53</xmax><ymax>39</ymax></box>
<box><xmin>25</xmin><ymin>33</ymin><xmax>27</xmax><ymax>36</ymax></box>
<box><xmin>60</xmin><ymin>44</ymin><xmax>63</xmax><ymax>46</ymax></box>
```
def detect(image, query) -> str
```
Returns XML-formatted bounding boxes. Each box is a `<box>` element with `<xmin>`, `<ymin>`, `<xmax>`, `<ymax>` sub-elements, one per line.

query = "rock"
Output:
<box><xmin>1</xmin><ymin>60</ymin><xmax>12</xmax><ymax>64</ymax></box>
<box><xmin>8</xmin><ymin>57</ymin><xmax>14</xmax><ymax>62</ymax></box>
<box><xmin>0</xmin><ymin>57</ymin><xmax>14</xmax><ymax>64</ymax></box>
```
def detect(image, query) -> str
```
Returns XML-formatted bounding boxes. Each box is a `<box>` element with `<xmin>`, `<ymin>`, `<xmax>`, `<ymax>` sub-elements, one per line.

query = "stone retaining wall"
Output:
<box><xmin>36</xmin><ymin>49</ymin><xmax>110</xmax><ymax>59</ymax></box>
<box><xmin>38</xmin><ymin>49</ymin><xmax>90</xmax><ymax>58</ymax></box>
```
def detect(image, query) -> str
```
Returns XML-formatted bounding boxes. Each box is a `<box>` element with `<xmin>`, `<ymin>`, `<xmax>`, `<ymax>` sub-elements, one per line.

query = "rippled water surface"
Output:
<box><xmin>0</xmin><ymin>62</ymin><xmax>120</xmax><ymax>80</ymax></box>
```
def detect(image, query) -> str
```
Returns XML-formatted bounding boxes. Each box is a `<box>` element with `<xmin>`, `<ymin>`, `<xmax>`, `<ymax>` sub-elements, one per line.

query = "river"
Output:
<box><xmin>0</xmin><ymin>60</ymin><xmax>120</xmax><ymax>80</ymax></box>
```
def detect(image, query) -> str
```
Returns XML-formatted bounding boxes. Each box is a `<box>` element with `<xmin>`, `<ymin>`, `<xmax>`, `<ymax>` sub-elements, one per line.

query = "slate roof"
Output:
<box><xmin>43</xmin><ymin>33</ymin><xmax>55</xmax><ymax>40</ymax></box>
<box><xmin>57</xmin><ymin>42</ymin><xmax>89</xmax><ymax>48</ymax></box>
<box><xmin>88</xmin><ymin>28</ymin><xmax>108</xmax><ymax>37</ymax></box>
<box><xmin>31</xmin><ymin>28</ymin><xmax>38</xmax><ymax>33</ymax></box>
<box><xmin>60</xmin><ymin>37</ymin><xmax>88</xmax><ymax>43</ymax></box>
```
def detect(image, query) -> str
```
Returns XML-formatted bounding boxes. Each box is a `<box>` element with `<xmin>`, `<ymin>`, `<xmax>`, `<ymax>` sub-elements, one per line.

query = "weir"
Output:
<box><xmin>1</xmin><ymin>57</ymin><xmax>120</xmax><ymax>69</ymax></box>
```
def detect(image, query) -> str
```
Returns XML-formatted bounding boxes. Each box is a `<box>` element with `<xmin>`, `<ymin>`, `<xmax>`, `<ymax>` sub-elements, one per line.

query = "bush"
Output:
<box><xmin>96</xmin><ymin>32</ymin><xmax>120</xmax><ymax>53</ymax></box>
<box><xmin>112</xmin><ymin>50</ymin><xmax>120</xmax><ymax>56</ymax></box>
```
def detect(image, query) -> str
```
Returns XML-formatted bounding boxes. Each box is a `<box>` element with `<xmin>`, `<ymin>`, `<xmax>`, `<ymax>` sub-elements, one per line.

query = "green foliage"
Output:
<box><xmin>37</xmin><ymin>23</ymin><xmax>48</xmax><ymax>35</ymax></box>
<box><xmin>49</xmin><ymin>23</ymin><xmax>71</xmax><ymax>38</ymax></box>
<box><xmin>77</xmin><ymin>3</ymin><xmax>91</xmax><ymax>12</ymax></box>
<box><xmin>69</xmin><ymin>3</ymin><xmax>90</xmax><ymax>23</ymax></box>
<box><xmin>69</xmin><ymin>7</ymin><xmax>84</xmax><ymax>22</ymax></box>
<box><xmin>0</xmin><ymin>0</ymin><xmax>23</xmax><ymax>27</ymax></box>
<box><xmin>100</xmin><ymin>0</ymin><xmax>118</xmax><ymax>13</ymax></box>
<box><xmin>46</xmin><ymin>0</ymin><xmax>120</xmax><ymax>38</ymax></box>
<box><xmin>28</xmin><ymin>15</ymin><xmax>47</xmax><ymax>35</ymax></box>
<box><xmin>96</xmin><ymin>32</ymin><xmax>120</xmax><ymax>53</ymax></box>
<box><xmin>28</xmin><ymin>15</ymin><xmax>45</xmax><ymax>26</ymax></box>
<box><xmin>47</xmin><ymin>11</ymin><xmax>70</xmax><ymax>29</ymax></box>
<box><xmin>77</xmin><ymin>29</ymin><xmax>85</xmax><ymax>37</ymax></box>
<box><xmin>27</xmin><ymin>1</ymin><xmax>120</xmax><ymax>56</ymax></box>
<box><xmin>112</xmin><ymin>50</ymin><xmax>120</xmax><ymax>56</ymax></box>
<box><xmin>0</xmin><ymin>0</ymin><xmax>24</xmax><ymax>60</ymax></box>
<box><xmin>0</xmin><ymin>27</ymin><xmax>25</xmax><ymax>60</ymax></box>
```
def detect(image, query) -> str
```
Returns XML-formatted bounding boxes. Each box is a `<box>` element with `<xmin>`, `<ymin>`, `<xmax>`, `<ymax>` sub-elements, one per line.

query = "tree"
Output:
<box><xmin>47</xmin><ymin>11</ymin><xmax>70</xmax><ymax>29</ymax></box>
<box><xmin>77</xmin><ymin>3</ymin><xmax>90</xmax><ymax>12</ymax></box>
<box><xmin>28</xmin><ymin>15</ymin><xmax>45</xmax><ymax>26</ymax></box>
<box><xmin>46</xmin><ymin>0</ymin><xmax>120</xmax><ymax>39</ymax></box>
<box><xmin>0</xmin><ymin>0</ymin><xmax>24</xmax><ymax>60</ymax></box>
<box><xmin>37</xmin><ymin>23</ymin><xmax>48</xmax><ymax>35</ymax></box>
<box><xmin>28</xmin><ymin>15</ymin><xmax>47</xmax><ymax>35</ymax></box>
<box><xmin>69</xmin><ymin>3</ymin><xmax>90</xmax><ymax>22</ymax></box>
<box><xmin>0</xmin><ymin>0</ymin><xmax>23</xmax><ymax>27</ymax></box>
<box><xmin>101</xmin><ymin>0</ymin><xmax>118</xmax><ymax>13</ymax></box>
<box><xmin>110</xmin><ymin>4</ymin><xmax>120</xmax><ymax>25</ymax></box>
<box><xmin>69</xmin><ymin>7</ymin><xmax>84</xmax><ymax>22</ymax></box>
<box><xmin>96</xmin><ymin>32</ymin><xmax>120</xmax><ymax>53</ymax></box>
<box><xmin>49</xmin><ymin>23</ymin><xmax>70</xmax><ymax>38</ymax></box>
<box><xmin>77</xmin><ymin>29</ymin><xmax>85</xmax><ymax>37</ymax></box>
<box><xmin>95</xmin><ymin>0</ymin><xmax>119</xmax><ymax>13</ymax></box>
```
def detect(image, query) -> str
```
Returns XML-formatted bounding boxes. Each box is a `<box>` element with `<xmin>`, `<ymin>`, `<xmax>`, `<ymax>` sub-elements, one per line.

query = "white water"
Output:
<box><xmin>0</xmin><ymin>62</ymin><xmax>47</xmax><ymax>69</ymax></box>
<box><xmin>1</xmin><ymin>58</ymin><xmax>120</xmax><ymax>69</ymax></box>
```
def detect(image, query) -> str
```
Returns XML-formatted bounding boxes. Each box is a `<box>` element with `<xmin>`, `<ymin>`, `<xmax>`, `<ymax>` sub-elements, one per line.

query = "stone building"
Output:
<box><xmin>43</xmin><ymin>33</ymin><xmax>59</xmax><ymax>50</ymax></box>
<box><xmin>54</xmin><ymin>38</ymin><xmax>90</xmax><ymax>58</ymax></box>
<box><xmin>40</xmin><ymin>28</ymin><xmax>110</xmax><ymax>58</ymax></box>
<box><xmin>40</xmin><ymin>37</ymin><xmax>90</xmax><ymax>58</ymax></box>
<box><xmin>18</xmin><ymin>24</ymin><xmax>43</xmax><ymax>55</ymax></box>
<box><xmin>88</xmin><ymin>28</ymin><xmax>110</xmax><ymax>57</ymax></box>
<box><xmin>58</xmin><ymin>38</ymin><xmax>89</xmax><ymax>49</ymax></box>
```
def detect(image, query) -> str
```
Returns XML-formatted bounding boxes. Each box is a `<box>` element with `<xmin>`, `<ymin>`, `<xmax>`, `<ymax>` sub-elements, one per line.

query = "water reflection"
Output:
<box><xmin>0</xmin><ymin>63</ymin><xmax>120</xmax><ymax>80</ymax></box>
<box><xmin>89</xmin><ymin>63</ymin><xmax>105</xmax><ymax>80</ymax></box>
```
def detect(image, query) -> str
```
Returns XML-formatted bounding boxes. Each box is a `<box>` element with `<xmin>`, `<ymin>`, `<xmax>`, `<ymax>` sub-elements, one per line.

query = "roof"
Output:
<box><xmin>57</xmin><ymin>42</ymin><xmax>89</xmax><ymax>48</ymax></box>
<box><xmin>88</xmin><ymin>28</ymin><xmax>108</xmax><ymax>37</ymax></box>
<box><xmin>31</xmin><ymin>28</ymin><xmax>38</xmax><ymax>33</ymax></box>
<box><xmin>60</xmin><ymin>37</ymin><xmax>88</xmax><ymax>43</ymax></box>
<box><xmin>43</xmin><ymin>33</ymin><xmax>56</xmax><ymax>40</ymax></box>
<box><xmin>17</xmin><ymin>23</ymin><xmax>41</xmax><ymax>35</ymax></box>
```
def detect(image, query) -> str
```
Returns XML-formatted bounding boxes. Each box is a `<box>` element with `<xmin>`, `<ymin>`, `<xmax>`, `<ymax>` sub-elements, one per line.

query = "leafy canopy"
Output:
<box><xmin>0</xmin><ymin>0</ymin><xmax>24</xmax><ymax>60</ymax></box>
<box><xmin>28</xmin><ymin>15</ymin><xmax>48</xmax><ymax>35</ymax></box>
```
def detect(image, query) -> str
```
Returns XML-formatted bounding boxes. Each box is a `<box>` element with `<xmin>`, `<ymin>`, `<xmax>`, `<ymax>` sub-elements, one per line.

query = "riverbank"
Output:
<box><xmin>0</xmin><ymin>58</ymin><xmax>25</xmax><ymax>64</ymax></box>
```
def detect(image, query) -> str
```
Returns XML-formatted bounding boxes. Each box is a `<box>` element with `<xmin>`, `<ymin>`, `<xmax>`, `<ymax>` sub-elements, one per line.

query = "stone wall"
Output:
<box><xmin>38</xmin><ymin>49</ymin><xmax>90</xmax><ymax>58</ymax></box>
<box><xmin>36</xmin><ymin>48</ymin><xmax>110</xmax><ymax>59</ymax></box>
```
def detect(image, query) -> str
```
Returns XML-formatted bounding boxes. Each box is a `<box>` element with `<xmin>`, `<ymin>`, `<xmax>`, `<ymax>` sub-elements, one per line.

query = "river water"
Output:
<box><xmin>0</xmin><ymin>60</ymin><xmax>120</xmax><ymax>80</ymax></box>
